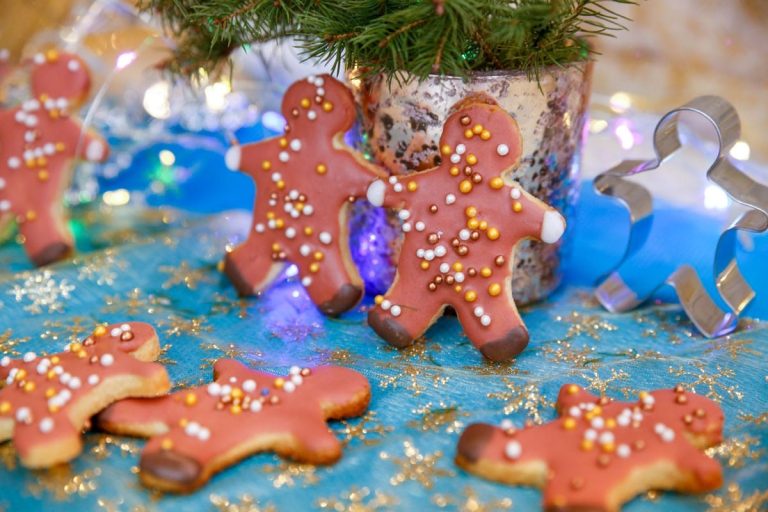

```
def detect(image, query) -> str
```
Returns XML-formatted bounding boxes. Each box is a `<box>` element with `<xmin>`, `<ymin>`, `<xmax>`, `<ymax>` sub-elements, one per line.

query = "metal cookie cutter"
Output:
<box><xmin>593</xmin><ymin>95</ymin><xmax>768</xmax><ymax>337</ymax></box>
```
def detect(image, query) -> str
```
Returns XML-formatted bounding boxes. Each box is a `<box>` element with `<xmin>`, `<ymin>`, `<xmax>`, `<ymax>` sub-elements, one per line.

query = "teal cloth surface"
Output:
<box><xmin>0</xmin><ymin>203</ymin><xmax>766</xmax><ymax>512</ymax></box>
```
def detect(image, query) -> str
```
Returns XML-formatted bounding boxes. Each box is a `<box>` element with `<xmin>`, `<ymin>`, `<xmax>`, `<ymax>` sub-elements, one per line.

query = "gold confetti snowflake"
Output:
<box><xmin>336</xmin><ymin>411</ymin><xmax>394</xmax><ymax>446</ymax></box>
<box><xmin>209</xmin><ymin>292</ymin><xmax>251</xmax><ymax>319</ymax></box>
<box><xmin>102</xmin><ymin>288</ymin><xmax>170</xmax><ymax>316</ymax></box>
<box><xmin>668</xmin><ymin>362</ymin><xmax>743</xmax><ymax>402</ymax></box>
<box><xmin>634</xmin><ymin>307</ymin><xmax>698</xmax><ymax>344</ymax></box>
<box><xmin>27</xmin><ymin>466</ymin><xmax>101</xmax><ymax>501</ymax></box>
<box><xmin>556</xmin><ymin>311</ymin><xmax>617</xmax><ymax>340</ymax></box>
<box><xmin>75</xmin><ymin>250</ymin><xmax>127</xmax><ymax>287</ymax></box>
<box><xmin>9</xmin><ymin>270</ymin><xmax>75</xmax><ymax>314</ymax></box>
<box><xmin>705</xmin><ymin>483</ymin><xmax>768</xmax><ymax>512</ymax></box>
<box><xmin>739</xmin><ymin>412</ymin><xmax>768</xmax><ymax>425</ymax></box>
<box><xmin>582</xmin><ymin>368</ymin><xmax>631</xmax><ymax>397</ymax></box>
<box><xmin>316</xmin><ymin>486</ymin><xmax>397</xmax><ymax>511</ymax></box>
<box><xmin>462</xmin><ymin>360</ymin><xmax>528</xmax><ymax>376</ymax></box>
<box><xmin>432</xmin><ymin>487</ymin><xmax>513</xmax><ymax>511</ymax></box>
<box><xmin>705</xmin><ymin>435</ymin><xmax>763</xmax><ymax>468</ymax></box>
<box><xmin>209</xmin><ymin>494</ymin><xmax>275</xmax><ymax>512</ymax></box>
<box><xmin>0</xmin><ymin>329</ymin><xmax>31</xmax><ymax>358</ymax></box>
<box><xmin>160</xmin><ymin>316</ymin><xmax>212</xmax><ymax>338</ymax></box>
<box><xmin>90</xmin><ymin>435</ymin><xmax>141</xmax><ymax>460</ymax></box>
<box><xmin>261</xmin><ymin>461</ymin><xmax>319</xmax><ymax>488</ymax></box>
<box><xmin>199</xmin><ymin>341</ymin><xmax>263</xmax><ymax>369</ymax></box>
<box><xmin>384</xmin><ymin>336</ymin><xmax>442</xmax><ymax>363</ymax></box>
<box><xmin>705</xmin><ymin>337</ymin><xmax>760</xmax><ymax>360</ymax></box>
<box><xmin>380</xmin><ymin>440</ymin><xmax>454</xmax><ymax>489</ymax></box>
<box><xmin>539</xmin><ymin>339</ymin><xmax>598</xmax><ymax>366</ymax></box>
<box><xmin>40</xmin><ymin>317</ymin><xmax>93</xmax><ymax>344</ymax></box>
<box><xmin>375</xmin><ymin>362</ymin><xmax>449</xmax><ymax>396</ymax></box>
<box><xmin>159</xmin><ymin>261</ymin><xmax>213</xmax><ymax>290</ymax></box>
<box><xmin>487</xmin><ymin>379</ymin><xmax>553</xmax><ymax>424</ymax></box>
<box><xmin>408</xmin><ymin>403</ymin><xmax>468</xmax><ymax>433</ymax></box>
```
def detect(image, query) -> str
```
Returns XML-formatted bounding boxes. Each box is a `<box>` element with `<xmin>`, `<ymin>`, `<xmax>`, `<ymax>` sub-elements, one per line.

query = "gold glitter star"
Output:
<box><xmin>634</xmin><ymin>307</ymin><xmax>698</xmax><ymax>344</ymax></box>
<box><xmin>156</xmin><ymin>343</ymin><xmax>176</xmax><ymax>366</ymax></box>
<box><xmin>705</xmin><ymin>483</ymin><xmax>768</xmax><ymax>512</ymax></box>
<box><xmin>380</xmin><ymin>440</ymin><xmax>454</xmax><ymax>489</ymax></box>
<box><xmin>462</xmin><ymin>360</ymin><xmax>528</xmax><ymax>376</ymax></box>
<box><xmin>9</xmin><ymin>270</ymin><xmax>75</xmax><ymax>314</ymax></box>
<box><xmin>102</xmin><ymin>288</ymin><xmax>170</xmax><ymax>316</ymax></box>
<box><xmin>487</xmin><ymin>379</ymin><xmax>553</xmax><ymax>424</ymax></box>
<box><xmin>539</xmin><ymin>339</ymin><xmax>598</xmax><ymax>367</ymax></box>
<box><xmin>39</xmin><ymin>317</ymin><xmax>93</xmax><ymax>343</ymax></box>
<box><xmin>261</xmin><ymin>461</ymin><xmax>319</xmax><ymax>488</ymax></box>
<box><xmin>159</xmin><ymin>261</ymin><xmax>213</xmax><ymax>290</ymax></box>
<box><xmin>27</xmin><ymin>467</ymin><xmax>101</xmax><ymax>501</ymax></box>
<box><xmin>75</xmin><ymin>250</ymin><xmax>127</xmax><ymax>287</ymax></box>
<box><xmin>0</xmin><ymin>329</ymin><xmax>31</xmax><ymax>357</ymax></box>
<box><xmin>160</xmin><ymin>316</ymin><xmax>212</xmax><ymax>338</ymax></box>
<box><xmin>432</xmin><ymin>487</ymin><xmax>513</xmax><ymax>511</ymax></box>
<box><xmin>582</xmin><ymin>368</ymin><xmax>632</xmax><ymax>397</ymax></box>
<box><xmin>384</xmin><ymin>336</ymin><xmax>442</xmax><ymax>363</ymax></box>
<box><xmin>705</xmin><ymin>337</ymin><xmax>760</xmax><ymax>360</ymax></box>
<box><xmin>336</xmin><ymin>411</ymin><xmax>393</xmax><ymax>446</ymax></box>
<box><xmin>199</xmin><ymin>341</ymin><xmax>263</xmax><ymax>369</ymax></box>
<box><xmin>316</xmin><ymin>486</ymin><xmax>397</xmax><ymax>511</ymax></box>
<box><xmin>209</xmin><ymin>292</ymin><xmax>250</xmax><ymax>319</ymax></box>
<box><xmin>210</xmin><ymin>494</ymin><xmax>275</xmax><ymax>512</ymax></box>
<box><xmin>739</xmin><ymin>412</ymin><xmax>768</xmax><ymax>425</ymax></box>
<box><xmin>556</xmin><ymin>311</ymin><xmax>617</xmax><ymax>340</ymax></box>
<box><xmin>408</xmin><ymin>403</ymin><xmax>468</xmax><ymax>433</ymax></box>
<box><xmin>90</xmin><ymin>435</ymin><xmax>141</xmax><ymax>461</ymax></box>
<box><xmin>375</xmin><ymin>362</ymin><xmax>449</xmax><ymax>396</ymax></box>
<box><xmin>668</xmin><ymin>362</ymin><xmax>743</xmax><ymax>402</ymax></box>
<box><xmin>705</xmin><ymin>435</ymin><xmax>763</xmax><ymax>468</ymax></box>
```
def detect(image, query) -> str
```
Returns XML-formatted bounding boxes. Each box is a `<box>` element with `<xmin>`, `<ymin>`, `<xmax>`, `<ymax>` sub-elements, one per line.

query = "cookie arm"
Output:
<box><xmin>76</xmin><ymin>124</ymin><xmax>109</xmax><ymax>163</ymax></box>
<box><xmin>675</xmin><ymin>443</ymin><xmax>723</xmax><ymax>491</ymax></box>
<box><xmin>225</xmin><ymin>141</ymin><xmax>268</xmax><ymax>176</ymax></box>
<box><xmin>97</xmin><ymin>396</ymin><xmax>176</xmax><ymax>437</ymax></box>
<box><xmin>365</xmin><ymin>176</ymin><xmax>410</xmax><ymax>209</ymax></box>
<box><xmin>336</xmin><ymin>148</ymin><xmax>388</xmax><ymax>196</ymax></box>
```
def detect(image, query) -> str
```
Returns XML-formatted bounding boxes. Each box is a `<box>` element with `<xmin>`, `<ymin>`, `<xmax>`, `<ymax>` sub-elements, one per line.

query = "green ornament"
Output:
<box><xmin>461</xmin><ymin>42</ymin><xmax>480</xmax><ymax>64</ymax></box>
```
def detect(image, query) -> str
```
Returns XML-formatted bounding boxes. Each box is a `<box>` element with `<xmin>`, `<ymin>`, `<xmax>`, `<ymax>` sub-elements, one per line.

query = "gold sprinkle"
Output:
<box><xmin>487</xmin><ymin>227</ymin><xmax>500</xmax><ymax>240</ymax></box>
<box><xmin>279</xmin><ymin>138</ymin><xmax>288</xmax><ymax>148</ymax></box>
<box><xmin>374</xmin><ymin>295</ymin><xmax>384</xmax><ymax>305</ymax></box>
<box><xmin>464</xmin><ymin>129</ymin><xmax>474</xmax><ymax>139</ymax></box>
<box><xmin>459</xmin><ymin>180</ymin><xmax>473</xmax><ymax>194</ymax></box>
<box><xmin>26</xmin><ymin>211</ymin><xmax>37</xmax><ymax>221</ymax></box>
<box><xmin>452</xmin><ymin>262</ymin><xmax>463</xmax><ymax>272</ymax></box>
<box><xmin>316</xmin><ymin>163</ymin><xmax>327</xmax><ymax>175</ymax></box>
<box><xmin>161</xmin><ymin>438</ymin><xmax>173</xmax><ymax>450</ymax></box>
<box><xmin>420</xmin><ymin>261</ymin><xmax>430</xmax><ymax>270</ymax></box>
<box><xmin>304</xmin><ymin>226</ymin><xmax>313</xmax><ymax>236</ymax></box>
<box><xmin>480</xmin><ymin>267</ymin><xmax>492</xmax><ymax>278</ymax></box>
<box><xmin>309</xmin><ymin>262</ymin><xmax>320</xmax><ymax>273</ymax></box>
<box><xmin>0</xmin><ymin>401</ymin><xmax>11</xmax><ymax>414</ymax></box>
<box><xmin>488</xmin><ymin>283</ymin><xmax>502</xmax><ymax>297</ymax></box>
<box><xmin>465</xmin><ymin>206</ymin><xmax>477</xmax><ymax>218</ymax></box>
<box><xmin>185</xmin><ymin>393</ymin><xmax>197</xmax><ymax>406</ymax></box>
<box><xmin>472</xmin><ymin>124</ymin><xmax>483</xmax><ymax>135</ymax></box>
<box><xmin>262</xmin><ymin>160</ymin><xmax>272</xmax><ymax>170</ymax></box>
<box><xmin>567</xmin><ymin>384</ymin><xmax>580</xmax><ymax>395</ymax></box>
<box><xmin>274</xmin><ymin>378</ymin><xmax>285</xmax><ymax>389</ymax></box>
<box><xmin>93</xmin><ymin>326</ymin><xmax>107</xmax><ymax>337</ymax></box>
<box><xmin>512</xmin><ymin>201</ymin><xmax>523</xmax><ymax>213</ymax></box>
<box><xmin>322</xmin><ymin>101</ymin><xmax>334</xmax><ymax>112</ymax></box>
<box><xmin>276</xmin><ymin>180</ymin><xmax>286</xmax><ymax>190</ymax></box>
<box><xmin>466</xmin><ymin>154</ymin><xmax>478</xmax><ymax>165</ymax></box>
<box><xmin>407</xmin><ymin>181</ymin><xmax>418</xmax><ymax>192</ymax></box>
<box><xmin>231</xmin><ymin>405</ymin><xmax>242</xmax><ymax>414</ymax></box>
<box><xmin>563</xmin><ymin>418</ymin><xmax>576</xmax><ymax>430</ymax></box>
<box><xmin>441</xmin><ymin>145</ymin><xmax>452</xmax><ymax>156</ymax></box>
<box><xmin>313</xmin><ymin>251</ymin><xmax>324</xmax><ymax>261</ymax></box>
<box><xmin>38</xmin><ymin>170</ymin><xmax>49</xmax><ymax>181</ymax></box>
<box><xmin>449</xmin><ymin>166</ymin><xmax>460</xmax><ymax>176</ymax></box>
<box><xmin>464</xmin><ymin>290</ymin><xmax>477</xmax><ymax>302</ymax></box>
<box><xmin>300</xmin><ymin>98</ymin><xmax>311</xmax><ymax>108</ymax></box>
<box><xmin>480</xmin><ymin>130</ymin><xmax>491</xmax><ymax>140</ymax></box>
<box><xmin>490</xmin><ymin>177</ymin><xmax>504</xmax><ymax>189</ymax></box>
<box><xmin>467</xmin><ymin>218</ymin><xmax>479</xmax><ymax>229</ymax></box>
<box><xmin>580</xmin><ymin>439</ymin><xmax>593</xmax><ymax>451</ymax></box>
<box><xmin>46</xmin><ymin>49</ymin><xmax>59</xmax><ymax>61</ymax></box>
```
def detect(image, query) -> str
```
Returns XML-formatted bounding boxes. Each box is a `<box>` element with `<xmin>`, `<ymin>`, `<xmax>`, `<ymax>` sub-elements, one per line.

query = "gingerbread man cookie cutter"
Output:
<box><xmin>593</xmin><ymin>95</ymin><xmax>768</xmax><ymax>337</ymax></box>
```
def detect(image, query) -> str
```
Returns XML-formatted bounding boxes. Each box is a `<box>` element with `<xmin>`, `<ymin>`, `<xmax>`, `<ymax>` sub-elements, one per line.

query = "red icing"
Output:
<box><xmin>0</xmin><ymin>322</ymin><xmax>168</xmax><ymax>467</ymax></box>
<box><xmin>367</xmin><ymin>99</ymin><xmax>565</xmax><ymax>360</ymax></box>
<box><xmin>98</xmin><ymin>360</ymin><xmax>370</xmax><ymax>490</ymax></box>
<box><xmin>458</xmin><ymin>384</ymin><xmax>724</xmax><ymax>511</ymax></box>
<box><xmin>223</xmin><ymin>74</ymin><xmax>386</xmax><ymax>313</ymax></box>
<box><xmin>0</xmin><ymin>49</ymin><xmax>109</xmax><ymax>266</ymax></box>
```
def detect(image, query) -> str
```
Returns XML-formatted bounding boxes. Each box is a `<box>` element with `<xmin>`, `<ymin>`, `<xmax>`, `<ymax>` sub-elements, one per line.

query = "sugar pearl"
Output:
<box><xmin>390</xmin><ymin>305</ymin><xmax>402</xmax><ymax>317</ymax></box>
<box><xmin>497</xmin><ymin>144</ymin><xmax>509</xmax><ymax>156</ymax></box>
<box><xmin>23</xmin><ymin>352</ymin><xmax>37</xmax><ymax>363</ymax></box>
<box><xmin>39</xmin><ymin>417</ymin><xmax>54</xmax><ymax>433</ymax></box>
<box><xmin>283</xmin><ymin>381</ymin><xmax>296</xmax><ymax>393</ymax></box>
<box><xmin>100</xmin><ymin>354</ymin><xmax>114</xmax><ymax>366</ymax></box>
<box><xmin>505</xmin><ymin>440</ymin><xmax>522</xmax><ymax>459</ymax></box>
<box><xmin>480</xmin><ymin>315</ymin><xmax>491</xmax><ymax>326</ymax></box>
<box><xmin>617</xmin><ymin>444</ymin><xmax>631</xmax><ymax>458</ymax></box>
<box><xmin>290</xmin><ymin>139</ymin><xmax>302</xmax><ymax>151</ymax></box>
<box><xmin>88</xmin><ymin>375</ymin><xmax>100</xmax><ymax>386</ymax></box>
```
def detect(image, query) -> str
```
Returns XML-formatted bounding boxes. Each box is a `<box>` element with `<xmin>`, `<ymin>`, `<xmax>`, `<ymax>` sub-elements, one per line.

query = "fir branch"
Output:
<box><xmin>141</xmin><ymin>0</ymin><xmax>637</xmax><ymax>82</ymax></box>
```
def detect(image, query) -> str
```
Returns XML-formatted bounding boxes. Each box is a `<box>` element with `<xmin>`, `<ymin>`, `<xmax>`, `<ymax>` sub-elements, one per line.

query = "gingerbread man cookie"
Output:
<box><xmin>456</xmin><ymin>384</ymin><xmax>724</xmax><ymax>512</ymax></box>
<box><xmin>98</xmin><ymin>359</ymin><xmax>371</xmax><ymax>492</ymax></box>
<box><xmin>366</xmin><ymin>98</ymin><xmax>566</xmax><ymax>361</ymax></box>
<box><xmin>223</xmin><ymin>74</ymin><xmax>387</xmax><ymax>316</ymax></box>
<box><xmin>0</xmin><ymin>322</ymin><xmax>170</xmax><ymax>468</ymax></box>
<box><xmin>0</xmin><ymin>48</ymin><xmax>109</xmax><ymax>266</ymax></box>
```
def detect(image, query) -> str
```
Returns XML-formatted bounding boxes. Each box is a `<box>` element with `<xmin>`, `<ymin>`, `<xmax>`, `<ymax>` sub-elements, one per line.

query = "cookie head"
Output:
<box><xmin>281</xmin><ymin>74</ymin><xmax>355</xmax><ymax>135</ymax></box>
<box><xmin>28</xmin><ymin>49</ymin><xmax>91</xmax><ymax>108</ymax></box>
<box><xmin>439</xmin><ymin>102</ymin><xmax>523</xmax><ymax>183</ymax></box>
<box><xmin>90</xmin><ymin>322</ymin><xmax>160</xmax><ymax>362</ymax></box>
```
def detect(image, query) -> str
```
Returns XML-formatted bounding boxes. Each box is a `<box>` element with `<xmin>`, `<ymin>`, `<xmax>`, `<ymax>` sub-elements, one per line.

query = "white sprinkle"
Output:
<box><xmin>439</xmin><ymin>263</ymin><xmax>450</xmax><ymax>273</ymax></box>
<box><xmin>285</xmin><ymin>227</ymin><xmax>296</xmax><ymax>239</ymax></box>
<box><xmin>569</xmin><ymin>406</ymin><xmax>581</xmax><ymax>418</ymax></box>
<box><xmin>454</xmin><ymin>272</ymin><xmax>465</xmax><ymax>283</ymax></box>
<box><xmin>416</xmin><ymin>249</ymin><xmax>425</xmax><ymax>258</ymax></box>
<box><xmin>250</xmin><ymin>401</ymin><xmax>263</xmax><ymax>412</ymax></box>
<box><xmin>285</xmin><ymin>265</ymin><xmax>298</xmax><ymax>278</ymax></box>
<box><xmin>500</xmin><ymin>419</ymin><xmax>514</xmax><ymax>430</ymax></box>
<box><xmin>505</xmin><ymin>440</ymin><xmax>522</xmax><ymax>460</ymax></box>
<box><xmin>380</xmin><ymin>300</ymin><xmax>391</xmax><ymax>311</ymax></box>
<box><xmin>319</xmin><ymin>232</ymin><xmax>332</xmax><ymax>245</ymax></box>
<box><xmin>0</xmin><ymin>357</ymin><xmax>8</xmax><ymax>368</ymax></box>
<box><xmin>459</xmin><ymin>229</ymin><xmax>470</xmax><ymax>241</ymax></box>
<box><xmin>39</xmin><ymin>418</ymin><xmax>54</xmax><ymax>433</ymax></box>
<box><xmin>23</xmin><ymin>352</ymin><xmax>37</xmax><ymax>363</ymax></box>
<box><xmin>388</xmin><ymin>176</ymin><xmax>398</xmax><ymax>184</ymax></box>
<box><xmin>290</xmin><ymin>366</ymin><xmax>301</xmax><ymax>375</ymax></box>
<box><xmin>480</xmin><ymin>315</ymin><xmax>491</xmax><ymax>326</ymax></box>
<box><xmin>290</xmin><ymin>139</ymin><xmax>302</xmax><ymax>151</ymax></box>
<box><xmin>272</xmin><ymin>172</ymin><xmax>282</xmax><ymax>182</ymax></box>
<box><xmin>654</xmin><ymin>423</ymin><xmax>665</xmax><ymax>435</ymax></box>
<box><xmin>317</xmin><ymin>87</ymin><xmax>325</xmax><ymax>96</ymax></box>
<box><xmin>398</xmin><ymin>210</ymin><xmax>410</xmax><ymax>220</ymax></box>
<box><xmin>402</xmin><ymin>222</ymin><xmax>412</xmax><ymax>232</ymax></box>
<box><xmin>221</xmin><ymin>385</ymin><xmax>232</xmax><ymax>396</ymax></box>
<box><xmin>617</xmin><ymin>444</ymin><xmax>631</xmax><ymax>458</ymax></box>
<box><xmin>308</xmin><ymin>111</ymin><xmax>317</xmax><ymax>120</ymax></box>
<box><xmin>617</xmin><ymin>414</ymin><xmax>630</xmax><ymax>427</ymax></box>
<box><xmin>110</xmin><ymin>328</ymin><xmax>122</xmax><ymax>337</ymax></box>
<box><xmin>198</xmin><ymin>428</ymin><xmax>210</xmax><ymax>441</ymax></box>
<box><xmin>68</xmin><ymin>377</ymin><xmax>82</xmax><ymax>390</ymax></box>
<box><xmin>121</xmin><ymin>324</ymin><xmax>130</xmax><ymax>331</ymax></box>
<box><xmin>584</xmin><ymin>429</ymin><xmax>598</xmax><ymax>441</ymax></box>
<box><xmin>68</xmin><ymin>60</ymin><xmax>80</xmax><ymax>71</ymax></box>
<box><xmin>393</xmin><ymin>183</ymin><xmax>403</xmax><ymax>193</ymax></box>
<box><xmin>16</xmin><ymin>407</ymin><xmax>31</xmax><ymax>423</ymax></box>
<box><xmin>642</xmin><ymin>394</ymin><xmax>655</xmax><ymax>406</ymax></box>
<box><xmin>591</xmin><ymin>417</ymin><xmax>605</xmax><ymax>430</ymax></box>
<box><xmin>56</xmin><ymin>98</ymin><xmax>69</xmax><ymax>110</ymax></box>
<box><xmin>302</xmin><ymin>276</ymin><xmax>312</xmax><ymax>287</ymax></box>
<box><xmin>33</xmin><ymin>53</ymin><xmax>45</xmax><ymax>64</ymax></box>
<box><xmin>450</xmin><ymin>154</ymin><xmax>461</xmax><ymax>164</ymax></box>
<box><xmin>445</xmin><ymin>194</ymin><xmax>456</xmax><ymax>205</ymax></box>
<box><xmin>497</xmin><ymin>144</ymin><xmax>510</xmax><ymax>156</ymax></box>
<box><xmin>255</xmin><ymin>223</ymin><xmax>265</xmax><ymax>233</ymax></box>
<box><xmin>456</xmin><ymin>144</ymin><xmax>466</xmax><ymax>155</ymax></box>
<box><xmin>303</xmin><ymin>205</ymin><xmax>314</xmax><ymax>215</ymax></box>
<box><xmin>88</xmin><ymin>375</ymin><xmax>100</xmax><ymax>386</ymax></box>
<box><xmin>291</xmin><ymin>375</ymin><xmax>303</xmax><ymax>385</ymax></box>
<box><xmin>53</xmin><ymin>366</ymin><xmax>63</xmax><ymax>375</ymax></box>
<box><xmin>279</xmin><ymin>151</ymin><xmax>290</xmax><ymax>162</ymax></box>
<box><xmin>661</xmin><ymin>429</ymin><xmax>675</xmax><ymax>442</ymax></box>
<box><xmin>185</xmin><ymin>422</ymin><xmax>200</xmax><ymax>436</ymax></box>
<box><xmin>100</xmin><ymin>354</ymin><xmax>114</xmax><ymax>366</ymax></box>
<box><xmin>424</xmin><ymin>250</ymin><xmax>435</xmax><ymax>261</ymax></box>
<box><xmin>299</xmin><ymin>244</ymin><xmax>311</xmax><ymax>257</ymax></box>
<box><xmin>473</xmin><ymin>306</ymin><xmax>484</xmax><ymax>317</ymax></box>
<box><xmin>36</xmin><ymin>363</ymin><xmax>49</xmax><ymax>375</ymax></box>
<box><xmin>390</xmin><ymin>305</ymin><xmax>402</xmax><ymax>317</ymax></box>
<box><xmin>283</xmin><ymin>381</ymin><xmax>296</xmax><ymax>393</ymax></box>
<box><xmin>24</xmin><ymin>115</ymin><xmax>38</xmax><ymax>127</ymax></box>
<box><xmin>60</xmin><ymin>373</ymin><xmax>72</xmax><ymax>385</ymax></box>
<box><xmin>598</xmin><ymin>431</ymin><xmax>614</xmax><ymax>445</ymax></box>
<box><xmin>7</xmin><ymin>157</ymin><xmax>20</xmax><ymax>169</ymax></box>
<box><xmin>24</xmin><ymin>131</ymin><xmax>35</xmax><ymax>143</ymax></box>
<box><xmin>415</xmin><ymin>222</ymin><xmax>426</xmax><ymax>232</ymax></box>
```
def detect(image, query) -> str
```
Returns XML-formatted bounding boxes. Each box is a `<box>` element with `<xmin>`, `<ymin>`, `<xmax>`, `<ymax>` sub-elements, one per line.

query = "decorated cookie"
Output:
<box><xmin>456</xmin><ymin>384</ymin><xmax>724</xmax><ymax>512</ymax></box>
<box><xmin>0</xmin><ymin>322</ymin><xmax>170</xmax><ymax>468</ymax></box>
<box><xmin>366</xmin><ymin>98</ymin><xmax>566</xmax><ymax>361</ymax></box>
<box><xmin>0</xmin><ymin>48</ymin><xmax>109</xmax><ymax>266</ymax></box>
<box><xmin>223</xmin><ymin>74</ymin><xmax>387</xmax><ymax>316</ymax></box>
<box><xmin>98</xmin><ymin>359</ymin><xmax>371</xmax><ymax>492</ymax></box>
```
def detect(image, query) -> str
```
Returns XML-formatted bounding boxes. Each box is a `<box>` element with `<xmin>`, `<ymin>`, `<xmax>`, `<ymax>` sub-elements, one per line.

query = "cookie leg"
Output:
<box><xmin>139</xmin><ymin>436</ymin><xmax>210</xmax><ymax>492</ymax></box>
<box><xmin>368</xmin><ymin>284</ymin><xmax>443</xmax><ymax>349</ymax></box>
<box><xmin>455</xmin><ymin>303</ymin><xmax>528</xmax><ymax>362</ymax></box>
<box><xmin>296</xmin><ymin>250</ymin><xmax>363</xmax><ymax>317</ymax></box>
<box><xmin>14</xmin><ymin>421</ymin><xmax>82</xmax><ymax>468</ymax></box>
<box><xmin>284</xmin><ymin>421</ymin><xmax>343</xmax><ymax>465</ymax></box>
<box><xmin>18</xmin><ymin>208</ymin><xmax>73</xmax><ymax>266</ymax></box>
<box><xmin>223</xmin><ymin>241</ymin><xmax>283</xmax><ymax>297</ymax></box>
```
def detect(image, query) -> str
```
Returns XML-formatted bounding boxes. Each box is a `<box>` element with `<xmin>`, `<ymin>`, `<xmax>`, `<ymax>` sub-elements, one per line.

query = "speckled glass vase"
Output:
<box><xmin>353</xmin><ymin>63</ymin><xmax>593</xmax><ymax>304</ymax></box>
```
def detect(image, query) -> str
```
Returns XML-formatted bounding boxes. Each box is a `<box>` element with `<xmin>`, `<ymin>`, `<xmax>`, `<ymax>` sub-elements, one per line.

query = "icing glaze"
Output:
<box><xmin>456</xmin><ymin>384</ymin><xmax>724</xmax><ymax>511</ymax></box>
<box><xmin>0</xmin><ymin>322</ymin><xmax>169</xmax><ymax>468</ymax></box>
<box><xmin>0</xmin><ymin>49</ymin><xmax>109</xmax><ymax>266</ymax></box>
<box><xmin>366</xmin><ymin>98</ymin><xmax>566</xmax><ymax>361</ymax></box>
<box><xmin>98</xmin><ymin>360</ymin><xmax>371</xmax><ymax>492</ymax></box>
<box><xmin>222</xmin><ymin>74</ymin><xmax>386</xmax><ymax>316</ymax></box>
